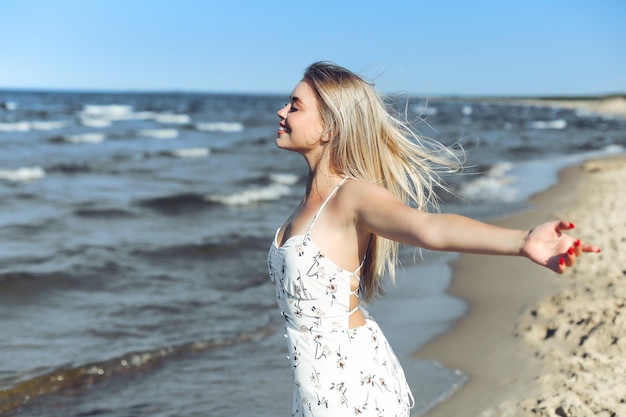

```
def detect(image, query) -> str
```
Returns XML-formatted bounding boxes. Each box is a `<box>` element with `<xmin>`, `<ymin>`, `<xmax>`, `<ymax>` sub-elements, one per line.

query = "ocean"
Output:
<box><xmin>0</xmin><ymin>90</ymin><xmax>624</xmax><ymax>416</ymax></box>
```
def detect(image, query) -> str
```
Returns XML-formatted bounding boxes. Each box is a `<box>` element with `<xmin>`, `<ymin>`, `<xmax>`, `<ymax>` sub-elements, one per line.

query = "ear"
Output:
<box><xmin>320</xmin><ymin>128</ymin><xmax>332</xmax><ymax>144</ymax></box>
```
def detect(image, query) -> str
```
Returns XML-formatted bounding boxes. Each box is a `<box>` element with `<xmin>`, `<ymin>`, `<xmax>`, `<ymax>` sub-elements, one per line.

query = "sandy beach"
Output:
<box><xmin>415</xmin><ymin>100</ymin><xmax>626</xmax><ymax>417</ymax></box>
<box><xmin>518</xmin><ymin>95</ymin><xmax>626</xmax><ymax>119</ymax></box>
<box><xmin>480</xmin><ymin>95</ymin><xmax>626</xmax><ymax>119</ymax></box>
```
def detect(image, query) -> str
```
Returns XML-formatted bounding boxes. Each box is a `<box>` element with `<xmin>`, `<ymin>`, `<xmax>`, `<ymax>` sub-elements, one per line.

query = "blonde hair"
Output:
<box><xmin>303</xmin><ymin>61</ymin><xmax>463</xmax><ymax>302</ymax></box>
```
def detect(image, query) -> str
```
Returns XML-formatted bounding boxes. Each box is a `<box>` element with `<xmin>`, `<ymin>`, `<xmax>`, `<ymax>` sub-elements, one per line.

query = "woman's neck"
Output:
<box><xmin>304</xmin><ymin>165</ymin><xmax>343</xmax><ymax>203</ymax></box>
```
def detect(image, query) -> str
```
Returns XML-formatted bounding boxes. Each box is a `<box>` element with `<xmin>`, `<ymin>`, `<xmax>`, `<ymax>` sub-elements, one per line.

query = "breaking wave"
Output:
<box><xmin>57</xmin><ymin>133</ymin><xmax>106</xmax><ymax>144</ymax></box>
<box><xmin>0</xmin><ymin>120</ymin><xmax>68</xmax><ymax>132</ymax></box>
<box><xmin>0</xmin><ymin>322</ymin><xmax>276</xmax><ymax>414</ymax></box>
<box><xmin>165</xmin><ymin>148</ymin><xmax>210</xmax><ymax>158</ymax></box>
<box><xmin>205</xmin><ymin>182</ymin><xmax>291</xmax><ymax>206</ymax></box>
<box><xmin>194</xmin><ymin>122</ymin><xmax>243</xmax><ymax>132</ymax></box>
<box><xmin>137</xmin><ymin>129</ymin><xmax>179</xmax><ymax>139</ymax></box>
<box><xmin>527</xmin><ymin>119</ymin><xmax>567</xmax><ymax>129</ymax></box>
<box><xmin>0</xmin><ymin>167</ymin><xmax>46</xmax><ymax>182</ymax></box>
<box><xmin>457</xmin><ymin>162</ymin><xmax>518</xmax><ymax>202</ymax></box>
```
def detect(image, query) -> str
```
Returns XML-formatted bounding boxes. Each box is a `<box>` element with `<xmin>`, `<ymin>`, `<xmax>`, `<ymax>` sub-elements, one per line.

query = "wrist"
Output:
<box><xmin>517</xmin><ymin>229</ymin><xmax>532</xmax><ymax>257</ymax></box>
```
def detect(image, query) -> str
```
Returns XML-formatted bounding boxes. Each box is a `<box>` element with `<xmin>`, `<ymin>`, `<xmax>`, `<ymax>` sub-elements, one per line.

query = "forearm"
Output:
<box><xmin>359</xmin><ymin>184</ymin><xmax>597</xmax><ymax>273</ymax></box>
<box><xmin>410</xmin><ymin>213</ymin><xmax>529</xmax><ymax>256</ymax></box>
<box><xmin>356</xmin><ymin>184</ymin><xmax>531</xmax><ymax>256</ymax></box>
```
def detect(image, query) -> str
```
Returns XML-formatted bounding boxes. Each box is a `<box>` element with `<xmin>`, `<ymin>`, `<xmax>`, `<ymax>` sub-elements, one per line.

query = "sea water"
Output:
<box><xmin>0</xmin><ymin>90</ymin><xmax>624</xmax><ymax>416</ymax></box>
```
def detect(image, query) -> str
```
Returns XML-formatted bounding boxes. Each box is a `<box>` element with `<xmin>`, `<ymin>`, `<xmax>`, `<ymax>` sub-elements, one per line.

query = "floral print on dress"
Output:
<box><xmin>268</xmin><ymin>178</ymin><xmax>414</xmax><ymax>417</ymax></box>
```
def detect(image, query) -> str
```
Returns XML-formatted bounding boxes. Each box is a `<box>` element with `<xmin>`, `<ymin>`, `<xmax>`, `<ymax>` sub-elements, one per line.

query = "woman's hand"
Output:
<box><xmin>521</xmin><ymin>220</ymin><xmax>601</xmax><ymax>273</ymax></box>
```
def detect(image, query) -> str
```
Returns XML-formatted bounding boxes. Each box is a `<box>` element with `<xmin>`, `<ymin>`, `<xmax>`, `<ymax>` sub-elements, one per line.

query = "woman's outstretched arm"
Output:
<box><xmin>351</xmin><ymin>181</ymin><xmax>601</xmax><ymax>273</ymax></box>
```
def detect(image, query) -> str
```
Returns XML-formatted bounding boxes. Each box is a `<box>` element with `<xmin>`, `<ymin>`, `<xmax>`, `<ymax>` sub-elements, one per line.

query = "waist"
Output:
<box><xmin>280</xmin><ymin>304</ymin><xmax>362</xmax><ymax>333</ymax></box>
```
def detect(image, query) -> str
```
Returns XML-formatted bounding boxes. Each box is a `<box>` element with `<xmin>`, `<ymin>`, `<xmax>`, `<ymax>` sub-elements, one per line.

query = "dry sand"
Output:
<box><xmin>518</xmin><ymin>96</ymin><xmax>626</xmax><ymax>119</ymax></box>
<box><xmin>477</xmin><ymin>95</ymin><xmax>626</xmax><ymax>120</ymax></box>
<box><xmin>414</xmin><ymin>100</ymin><xmax>626</xmax><ymax>416</ymax></box>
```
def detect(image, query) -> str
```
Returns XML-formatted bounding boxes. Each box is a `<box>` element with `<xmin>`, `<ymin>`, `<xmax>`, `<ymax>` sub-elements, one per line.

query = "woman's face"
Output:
<box><xmin>276</xmin><ymin>81</ymin><xmax>326</xmax><ymax>154</ymax></box>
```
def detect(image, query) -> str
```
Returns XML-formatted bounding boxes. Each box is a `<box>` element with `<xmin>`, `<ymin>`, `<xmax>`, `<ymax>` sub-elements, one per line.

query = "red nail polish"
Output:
<box><xmin>559</xmin><ymin>257</ymin><xmax>565</xmax><ymax>266</ymax></box>
<box><xmin>568</xmin><ymin>247</ymin><xmax>575</xmax><ymax>255</ymax></box>
<box><xmin>570</xmin><ymin>222</ymin><xmax>575</xmax><ymax>229</ymax></box>
<box><xmin>574</xmin><ymin>239</ymin><xmax>581</xmax><ymax>247</ymax></box>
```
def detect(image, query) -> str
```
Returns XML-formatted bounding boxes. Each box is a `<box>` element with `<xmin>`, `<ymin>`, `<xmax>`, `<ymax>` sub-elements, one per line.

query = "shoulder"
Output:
<box><xmin>335</xmin><ymin>178</ymin><xmax>416</xmax><ymax>236</ymax></box>
<box><xmin>342</xmin><ymin>178</ymin><xmax>397</xmax><ymax>196</ymax></box>
<box><xmin>336</xmin><ymin>178</ymin><xmax>400</xmax><ymax>212</ymax></box>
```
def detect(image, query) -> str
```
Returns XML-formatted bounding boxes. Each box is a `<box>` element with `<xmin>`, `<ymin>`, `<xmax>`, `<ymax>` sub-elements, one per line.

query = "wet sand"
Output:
<box><xmin>414</xmin><ymin>95</ymin><xmax>626</xmax><ymax>416</ymax></box>
<box><xmin>415</xmin><ymin>155</ymin><xmax>626</xmax><ymax>416</ymax></box>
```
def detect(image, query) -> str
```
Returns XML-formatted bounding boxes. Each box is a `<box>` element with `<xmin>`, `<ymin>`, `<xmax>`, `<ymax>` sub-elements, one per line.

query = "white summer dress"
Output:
<box><xmin>268</xmin><ymin>178</ymin><xmax>414</xmax><ymax>416</ymax></box>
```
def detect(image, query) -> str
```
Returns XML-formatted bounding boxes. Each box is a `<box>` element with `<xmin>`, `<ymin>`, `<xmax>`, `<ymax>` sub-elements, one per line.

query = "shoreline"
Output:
<box><xmin>433</xmin><ymin>95</ymin><xmax>626</xmax><ymax>120</ymax></box>
<box><xmin>513</xmin><ymin>96</ymin><xmax>626</xmax><ymax>119</ymax></box>
<box><xmin>414</xmin><ymin>154</ymin><xmax>626</xmax><ymax>416</ymax></box>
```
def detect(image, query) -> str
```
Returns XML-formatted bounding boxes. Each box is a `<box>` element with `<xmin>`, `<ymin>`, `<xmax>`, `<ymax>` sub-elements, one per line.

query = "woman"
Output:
<box><xmin>267</xmin><ymin>62</ymin><xmax>600</xmax><ymax>417</ymax></box>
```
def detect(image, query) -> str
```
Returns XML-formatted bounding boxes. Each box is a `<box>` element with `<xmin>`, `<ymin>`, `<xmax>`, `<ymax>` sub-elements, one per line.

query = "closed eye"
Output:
<box><xmin>288</xmin><ymin>96</ymin><xmax>303</xmax><ymax>113</ymax></box>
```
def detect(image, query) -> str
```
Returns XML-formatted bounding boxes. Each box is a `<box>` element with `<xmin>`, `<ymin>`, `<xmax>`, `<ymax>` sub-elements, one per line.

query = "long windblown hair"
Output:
<box><xmin>303</xmin><ymin>61</ymin><xmax>463</xmax><ymax>302</ymax></box>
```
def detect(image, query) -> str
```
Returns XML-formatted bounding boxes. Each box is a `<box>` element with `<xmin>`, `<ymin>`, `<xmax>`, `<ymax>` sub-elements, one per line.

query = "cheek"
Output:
<box><xmin>304</xmin><ymin>118</ymin><xmax>325</xmax><ymax>142</ymax></box>
<box><xmin>314</xmin><ymin>116</ymin><xmax>327</xmax><ymax>138</ymax></box>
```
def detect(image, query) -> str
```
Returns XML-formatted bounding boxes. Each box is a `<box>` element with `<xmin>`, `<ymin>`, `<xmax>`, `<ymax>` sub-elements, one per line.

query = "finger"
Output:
<box><xmin>573</xmin><ymin>239</ymin><xmax>601</xmax><ymax>254</ymax></box>
<box><xmin>565</xmin><ymin>246</ymin><xmax>576</xmax><ymax>268</ymax></box>
<box><xmin>573</xmin><ymin>239</ymin><xmax>583</xmax><ymax>256</ymax></box>
<box><xmin>557</xmin><ymin>256</ymin><xmax>566</xmax><ymax>274</ymax></box>
<box><xmin>556</xmin><ymin>220</ymin><xmax>575</xmax><ymax>234</ymax></box>
<box><xmin>580</xmin><ymin>243</ymin><xmax>602</xmax><ymax>253</ymax></box>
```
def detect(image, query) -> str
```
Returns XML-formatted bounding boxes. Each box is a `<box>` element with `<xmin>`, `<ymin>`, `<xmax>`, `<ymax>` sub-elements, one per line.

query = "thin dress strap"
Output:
<box><xmin>303</xmin><ymin>177</ymin><xmax>349</xmax><ymax>238</ymax></box>
<box><xmin>304</xmin><ymin>177</ymin><xmax>365</xmax><ymax>316</ymax></box>
<box><xmin>304</xmin><ymin>177</ymin><xmax>367</xmax><ymax>277</ymax></box>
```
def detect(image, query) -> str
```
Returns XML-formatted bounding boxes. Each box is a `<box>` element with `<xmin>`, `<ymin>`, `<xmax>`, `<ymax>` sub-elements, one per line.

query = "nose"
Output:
<box><xmin>277</xmin><ymin>103</ymin><xmax>289</xmax><ymax>119</ymax></box>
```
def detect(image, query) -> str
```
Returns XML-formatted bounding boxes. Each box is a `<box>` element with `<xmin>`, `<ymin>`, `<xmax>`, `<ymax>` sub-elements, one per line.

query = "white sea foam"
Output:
<box><xmin>78</xmin><ymin>105</ymin><xmax>154</xmax><ymax>124</ymax></box>
<box><xmin>206</xmin><ymin>183</ymin><xmax>290</xmax><ymax>206</ymax></box>
<box><xmin>269</xmin><ymin>173</ymin><xmax>299</xmax><ymax>186</ymax></box>
<box><xmin>528</xmin><ymin>119</ymin><xmax>567</xmax><ymax>129</ymax></box>
<box><xmin>1</xmin><ymin>101</ymin><xmax>17</xmax><ymax>111</ymax></box>
<box><xmin>138</xmin><ymin>129</ymin><xmax>179</xmax><ymax>139</ymax></box>
<box><xmin>168</xmin><ymin>148</ymin><xmax>210</xmax><ymax>158</ymax></box>
<box><xmin>80</xmin><ymin>118</ymin><xmax>112</xmax><ymax>128</ymax></box>
<box><xmin>78</xmin><ymin>105</ymin><xmax>190</xmax><ymax>126</ymax></box>
<box><xmin>63</xmin><ymin>133</ymin><xmax>106</xmax><ymax>144</ymax></box>
<box><xmin>603</xmin><ymin>144</ymin><xmax>624</xmax><ymax>154</ymax></box>
<box><xmin>457</xmin><ymin>162</ymin><xmax>518</xmax><ymax>202</ymax></box>
<box><xmin>153</xmin><ymin>113</ymin><xmax>191</xmax><ymax>124</ymax></box>
<box><xmin>81</xmin><ymin>104</ymin><xmax>134</xmax><ymax>119</ymax></box>
<box><xmin>461</xmin><ymin>105</ymin><xmax>473</xmax><ymax>116</ymax></box>
<box><xmin>0</xmin><ymin>120</ymin><xmax>68</xmax><ymax>132</ymax></box>
<box><xmin>0</xmin><ymin>167</ymin><xmax>45</xmax><ymax>182</ymax></box>
<box><xmin>460</xmin><ymin>145</ymin><xmax>626</xmax><ymax>205</ymax></box>
<box><xmin>194</xmin><ymin>122</ymin><xmax>244</xmax><ymax>132</ymax></box>
<box><xmin>83</xmin><ymin>104</ymin><xmax>141</xmax><ymax>119</ymax></box>
<box><xmin>0</xmin><ymin>121</ymin><xmax>31</xmax><ymax>132</ymax></box>
<box><xmin>412</xmin><ymin>105</ymin><xmax>438</xmax><ymax>117</ymax></box>
<box><xmin>574</xmin><ymin>108</ymin><xmax>594</xmax><ymax>118</ymax></box>
<box><xmin>31</xmin><ymin>120</ymin><xmax>68</xmax><ymax>130</ymax></box>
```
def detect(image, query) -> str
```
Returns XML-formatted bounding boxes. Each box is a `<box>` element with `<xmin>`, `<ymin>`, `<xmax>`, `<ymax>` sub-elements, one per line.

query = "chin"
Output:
<box><xmin>275</xmin><ymin>138</ymin><xmax>287</xmax><ymax>149</ymax></box>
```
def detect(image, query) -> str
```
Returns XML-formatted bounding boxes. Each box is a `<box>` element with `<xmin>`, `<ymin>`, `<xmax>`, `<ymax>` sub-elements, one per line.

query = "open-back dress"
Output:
<box><xmin>268</xmin><ymin>178</ymin><xmax>414</xmax><ymax>416</ymax></box>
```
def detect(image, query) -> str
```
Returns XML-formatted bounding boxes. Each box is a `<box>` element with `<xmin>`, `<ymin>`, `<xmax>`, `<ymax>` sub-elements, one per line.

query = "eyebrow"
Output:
<box><xmin>290</xmin><ymin>96</ymin><xmax>304</xmax><ymax>105</ymax></box>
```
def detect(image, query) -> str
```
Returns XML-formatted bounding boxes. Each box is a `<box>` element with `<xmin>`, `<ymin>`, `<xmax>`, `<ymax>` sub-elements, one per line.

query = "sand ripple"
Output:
<box><xmin>484</xmin><ymin>157</ymin><xmax>626</xmax><ymax>417</ymax></box>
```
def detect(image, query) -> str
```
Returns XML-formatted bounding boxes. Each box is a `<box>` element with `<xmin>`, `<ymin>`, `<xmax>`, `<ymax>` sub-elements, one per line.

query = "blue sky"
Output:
<box><xmin>1</xmin><ymin>0</ymin><xmax>624</xmax><ymax>96</ymax></box>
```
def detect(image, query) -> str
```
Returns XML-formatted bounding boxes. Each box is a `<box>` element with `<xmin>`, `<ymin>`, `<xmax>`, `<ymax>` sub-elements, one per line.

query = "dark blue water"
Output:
<box><xmin>0</xmin><ymin>90</ymin><xmax>624</xmax><ymax>416</ymax></box>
